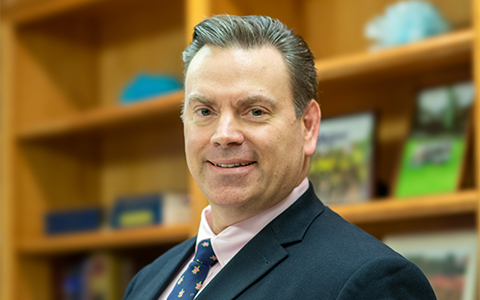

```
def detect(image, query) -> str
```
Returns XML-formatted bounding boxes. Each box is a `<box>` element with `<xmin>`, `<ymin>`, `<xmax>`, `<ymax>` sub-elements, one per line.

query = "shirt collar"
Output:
<box><xmin>196</xmin><ymin>177</ymin><xmax>309</xmax><ymax>267</ymax></box>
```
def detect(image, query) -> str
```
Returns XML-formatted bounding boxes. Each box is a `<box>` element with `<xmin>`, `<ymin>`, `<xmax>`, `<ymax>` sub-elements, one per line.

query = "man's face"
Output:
<box><xmin>183</xmin><ymin>45</ymin><xmax>317</xmax><ymax>226</ymax></box>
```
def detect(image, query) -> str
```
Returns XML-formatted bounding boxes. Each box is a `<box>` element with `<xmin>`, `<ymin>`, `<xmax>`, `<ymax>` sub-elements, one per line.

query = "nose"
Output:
<box><xmin>211</xmin><ymin>114</ymin><xmax>245</xmax><ymax>147</ymax></box>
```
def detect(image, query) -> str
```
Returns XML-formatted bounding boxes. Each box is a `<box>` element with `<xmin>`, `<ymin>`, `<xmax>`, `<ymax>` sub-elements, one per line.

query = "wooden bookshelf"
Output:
<box><xmin>316</xmin><ymin>29</ymin><xmax>473</xmax><ymax>82</ymax></box>
<box><xmin>331</xmin><ymin>190</ymin><xmax>478</xmax><ymax>224</ymax></box>
<box><xmin>1</xmin><ymin>0</ymin><xmax>478</xmax><ymax>299</ymax></box>
<box><xmin>17</xmin><ymin>223</ymin><xmax>191</xmax><ymax>255</ymax></box>
<box><xmin>17</xmin><ymin>91</ymin><xmax>184</xmax><ymax>141</ymax></box>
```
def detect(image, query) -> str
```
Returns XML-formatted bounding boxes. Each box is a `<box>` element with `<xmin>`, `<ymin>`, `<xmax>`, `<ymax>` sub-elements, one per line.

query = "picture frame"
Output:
<box><xmin>308</xmin><ymin>111</ymin><xmax>376</xmax><ymax>205</ymax></box>
<box><xmin>384</xmin><ymin>230</ymin><xmax>478</xmax><ymax>300</ymax></box>
<box><xmin>393</xmin><ymin>81</ymin><xmax>475</xmax><ymax>198</ymax></box>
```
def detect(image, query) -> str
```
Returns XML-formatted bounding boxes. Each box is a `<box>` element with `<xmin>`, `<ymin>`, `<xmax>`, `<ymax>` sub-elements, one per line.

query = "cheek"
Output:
<box><xmin>254</xmin><ymin>127</ymin><xmax>299</xmax><ymax>159</ymax></box>
<box><xmin>184</xmin><ymin>126</ymin><xmax>216</xmax><ymax>170</ymax></box>
<box><xmin>184</xmin><ymin>128</ymin><xmax>203</xmax><ymax>165</ymax></box>
<box><xmin>276</xmin><ymin>127</ymin><xmax>305</xmax><ymax>160</ymax></box>
<box><xmin>185</xmin><ymin>125</ymin><xmax>207</xmax><ymax>148</ymax></box>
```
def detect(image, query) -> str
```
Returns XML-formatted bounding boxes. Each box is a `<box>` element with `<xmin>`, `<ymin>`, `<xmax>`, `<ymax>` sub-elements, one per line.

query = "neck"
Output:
<box><xmin>209</xmin><ymin>204</ymin><xmax>256</xmax><ymax>234</ymax></box>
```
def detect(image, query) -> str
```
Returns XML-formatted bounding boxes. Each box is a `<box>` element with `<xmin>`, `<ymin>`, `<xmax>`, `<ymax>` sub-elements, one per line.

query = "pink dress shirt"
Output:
<box><xmin>158</xmin><ymin>177</ymin><xmax>309</xmax><ymax>299</ymax></box>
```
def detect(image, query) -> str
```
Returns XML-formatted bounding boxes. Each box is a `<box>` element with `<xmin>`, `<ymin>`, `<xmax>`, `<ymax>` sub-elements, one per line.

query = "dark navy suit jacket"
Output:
<box><xmin>123</xmin><ymin>184</ymin><xmax>436</xmax><ymax>299</ymax></box>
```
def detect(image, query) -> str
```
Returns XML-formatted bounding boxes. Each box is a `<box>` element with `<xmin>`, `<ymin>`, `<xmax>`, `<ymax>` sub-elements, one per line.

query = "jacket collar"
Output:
<box><xmin>144</xmin><ymin>238</ymin><xmax>196</xmax><ymax>300</ymax></box>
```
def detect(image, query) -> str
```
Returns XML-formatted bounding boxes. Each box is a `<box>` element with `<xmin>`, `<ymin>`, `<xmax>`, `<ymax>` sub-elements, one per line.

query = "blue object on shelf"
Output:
<box><xmin>365</xmin><ymin>0</ymin><xmax>450</xmax><ymax>50</ymax></box>
<box><xmin>45</xmin><ymin>207</ymin><xmax>102</xmax><ymax>235</ymax></box>
<box><xmin>120</xmin><ymin>73</ymin><xmax>182</xmax><ymax>104</ymax></box>
<box><xmin>110</xmin><ymin>194</ymin><xmax>162</xmax><ymax>229</ymax></box>
<box><xmin>61</xmin><ymin>262</ymin><xmax>83</xmax><ymax>300</ymax></box>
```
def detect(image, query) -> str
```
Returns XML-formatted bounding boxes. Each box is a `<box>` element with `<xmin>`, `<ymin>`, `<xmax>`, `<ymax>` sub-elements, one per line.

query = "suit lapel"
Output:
<box><xmin>270</xmin><ymin>185</ymin><xmax>325</xmax><ymax>245</ymax></box>
<box><xmin>142</xmin><ymin>238</ymin><xmax>196</xmax><ymax>300</ymax></box>
<box><xmin>197</xmin><ymin>184</ymin><xmax>324</xmax><ymax>300</ymax></box>
<box><xmin>196</xmin><ymin>225</ymin><xmax>287</xmax><ymax>300</ymax></box>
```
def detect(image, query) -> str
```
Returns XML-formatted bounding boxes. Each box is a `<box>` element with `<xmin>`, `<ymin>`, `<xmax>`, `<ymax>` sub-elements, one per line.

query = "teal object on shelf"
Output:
<box><xmin>365</xmin><ymin>0</ymin><xmax>450</xmax><ymax>50</ymax></box>
<box><xmin>120</xmin><ymin>73</ymin><xmax>183</xmax><ymax>104</ymax></box>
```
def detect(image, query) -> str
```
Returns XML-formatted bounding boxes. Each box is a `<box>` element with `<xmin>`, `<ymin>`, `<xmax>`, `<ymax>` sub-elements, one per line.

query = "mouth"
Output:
<box><xmin>208</xmin><ymin>161</ymin><xmax>256</xmax><ymax>168</ymax></box>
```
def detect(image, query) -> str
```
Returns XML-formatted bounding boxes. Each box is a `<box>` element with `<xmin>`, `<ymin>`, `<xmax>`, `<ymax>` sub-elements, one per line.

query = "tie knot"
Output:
<box><xmin>194</xmin><ymin>239</ymin><xmax>217</xmax><ymax>266</ymax></box>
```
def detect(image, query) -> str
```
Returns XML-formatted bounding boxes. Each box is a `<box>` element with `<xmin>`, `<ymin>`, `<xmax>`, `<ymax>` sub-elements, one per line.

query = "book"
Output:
<box><xmin>308</xmin><ymin>111</ymin><xmax>376</xmax><ymax>205</ymax></box>
<box><xmin>45</xmin><ymin>207</ymin><xmax>102</xmax><ymax>235</ymax></box>
<box><xmin>110</xmin><ymin>194</ymin><xmax>162</xmax><ymax>229</ymax></box>
<box><xmin>393</xmin><ymin>81</ymin><xmax>474</xmax><ymax>198</ymax></box>
<box><xmin>384</xmin><ymin>231</ymin><xmax>478</xmax><ymax>300</ymax></box>
<box><xmin>110</xmin><ymin>193</ymin><xmax>190</xmax><ymax>229</ymax></box>
<box><xmin>58</xmin><ymin>261</ymin><xmax>83</xmax><ymax>300</ymax></box>
<box><xmin>82</xmin><ymin>253</ymin><xmax>119</xmax><ymax>300</ymax></box>
<box><xmin>56</xmin><ymin>253</ymin><xmax>134</xmax><ymax>300</ymax></box>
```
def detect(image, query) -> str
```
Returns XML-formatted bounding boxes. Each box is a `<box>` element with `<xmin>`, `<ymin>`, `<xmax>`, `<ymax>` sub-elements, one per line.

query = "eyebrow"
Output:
<box><xmin>237</xmin><ymin>95</ymin><xmax>277</xmax><ymax>109</ymax></box>
<box><xmin>187</xmin><ymin>94</ymin><xmax>216</xmax><ymax>106</ymax></box>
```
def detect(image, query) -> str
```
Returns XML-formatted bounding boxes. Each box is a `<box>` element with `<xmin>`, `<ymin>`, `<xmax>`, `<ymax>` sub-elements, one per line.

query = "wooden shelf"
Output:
<box><xmin>316</xmin><ymin>29</ymin><xmax>473</xmax><ymax>82</ymax></box>
<box><xmin>331</xmin><ymin>190</ymin><xmax>479</xmax><ymax>224</ymax></box>
<box><xmin>1</xmin><ymin>0</ymin><xmax>104</xmax><ymax>24</ymax></box>
<box><xmin>17</xmin><ymin>91</ymin><xmax>184</xmax><ymax>141</ymax></box>
<box><xmin>17</xmin><ymin>223</ymin><xmax>192</xmax><ymax>256</ymax></box>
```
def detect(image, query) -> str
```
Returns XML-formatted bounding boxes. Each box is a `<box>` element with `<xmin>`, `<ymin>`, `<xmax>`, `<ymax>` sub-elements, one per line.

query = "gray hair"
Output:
<box><xmin>182</xmin><ymin>15</ymin><xmax>317</xmax><ymax>118</ymax></box>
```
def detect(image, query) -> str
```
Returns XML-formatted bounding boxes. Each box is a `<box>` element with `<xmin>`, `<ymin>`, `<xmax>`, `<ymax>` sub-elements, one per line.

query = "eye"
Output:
<box><xmin>199</xmin><ymin>108</ymin><xmax>212</xmax><ymax>116</ymax></box>
<box><xmin>250</xmin><ymin>108</ymin><xmax>263</xmax><ymax>116</ymax></box>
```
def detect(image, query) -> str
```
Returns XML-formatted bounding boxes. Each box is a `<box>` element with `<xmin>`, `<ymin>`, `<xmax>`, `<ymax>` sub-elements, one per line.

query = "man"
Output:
<box><xmin>123</xmin><ymin>15</ymin><xmax>436</xmax><ymax>300</ymax></box>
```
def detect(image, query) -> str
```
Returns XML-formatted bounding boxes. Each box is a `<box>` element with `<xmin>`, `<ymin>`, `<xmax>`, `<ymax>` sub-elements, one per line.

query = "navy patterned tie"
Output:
<box><xmin>167</xmin><ymin>239</ymin><xmax>217</xmax><ymax>299</ymax></box>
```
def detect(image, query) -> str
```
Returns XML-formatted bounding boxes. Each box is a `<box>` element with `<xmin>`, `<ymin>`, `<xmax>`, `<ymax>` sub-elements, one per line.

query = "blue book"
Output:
<box><xmin>61</xmin><ymin>261</ymin><xmax>83</xmax><ymax>300</ymax></box>
<box><xmin>45</xmin><ymin>207</ymin><xmax>102</xmax><ymax>235</ymax></box>
<box><xmin>110</xmin><ymin>194</ymin><xmax>162</xmax><ymax>229</ymax></box>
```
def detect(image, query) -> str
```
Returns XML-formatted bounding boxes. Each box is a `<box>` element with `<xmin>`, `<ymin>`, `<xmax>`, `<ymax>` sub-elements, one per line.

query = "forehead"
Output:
<box><xmin>188</xmin><ymin>44</ymin><xmax>288</xmax><ymax>70</ymax></box>
<box><xmin>184</xmin><ymin>45</ymin><xmax>291</xmax><ymax>105</ymax></box>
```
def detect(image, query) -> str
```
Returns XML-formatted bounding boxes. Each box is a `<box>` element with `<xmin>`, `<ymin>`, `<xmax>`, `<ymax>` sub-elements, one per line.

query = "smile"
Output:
<box><xmin>210</xmin><ymin>162</ymin><xmax>256</xmax><ymax>168</ymax></box>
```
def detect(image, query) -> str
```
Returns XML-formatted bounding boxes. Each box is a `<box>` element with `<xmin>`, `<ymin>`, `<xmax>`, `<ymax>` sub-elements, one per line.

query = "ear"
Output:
<box><xmin>302</xmin><ymin>100</ymin><xmax>321</xmax><ymax>156</ymax></box>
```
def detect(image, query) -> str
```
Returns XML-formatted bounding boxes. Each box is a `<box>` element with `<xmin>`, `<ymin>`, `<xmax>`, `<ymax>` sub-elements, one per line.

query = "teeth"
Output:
<box><xmin>214</xmin><ymin>162</ymin><xmax>254</xmax><ymax>168</ymax></box>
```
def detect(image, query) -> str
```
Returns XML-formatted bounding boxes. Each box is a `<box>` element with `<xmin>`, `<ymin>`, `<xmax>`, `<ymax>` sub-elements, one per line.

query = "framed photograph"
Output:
<box><xmin>384</xmin><ymin>231</ymin><xmax>478</xmax><ymax>300</ymax></box>
<box><xmin>308</xmin><ymin>111</ymin><xmax>376</xmax><ymax>205</ymax></box>
<box><xmin>394</xmin><ymin>81</ymin><xmax>474</xmax><ymax>198</ymax></box>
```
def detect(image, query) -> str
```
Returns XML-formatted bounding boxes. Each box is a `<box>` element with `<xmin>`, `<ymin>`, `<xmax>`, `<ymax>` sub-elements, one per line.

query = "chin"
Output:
<box><xmin>205</xmin><ymin>187</ymin><xmax>254</xmax><ymax>208</ymax></box>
